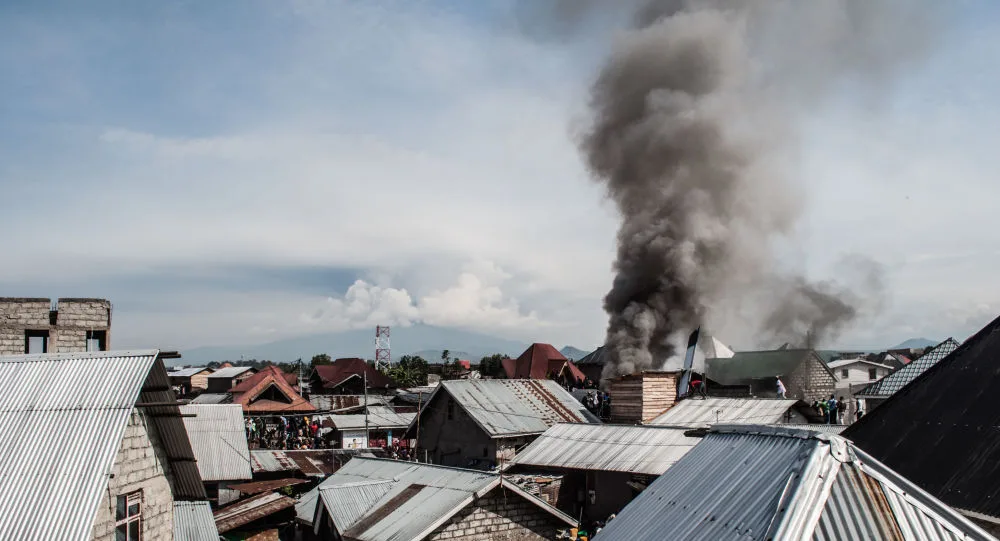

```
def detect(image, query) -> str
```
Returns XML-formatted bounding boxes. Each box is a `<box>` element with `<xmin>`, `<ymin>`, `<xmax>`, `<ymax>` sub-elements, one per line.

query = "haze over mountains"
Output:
<box><xmin>177</xmin><ymin>324</ymin><xmax>590</xmax><ymax>366</ymax></box>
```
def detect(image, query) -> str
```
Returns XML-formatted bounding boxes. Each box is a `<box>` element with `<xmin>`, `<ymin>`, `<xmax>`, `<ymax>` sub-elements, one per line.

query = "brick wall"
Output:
<box><xmin>430</xmin><ymin>487</ymin><xmax>566</xmax><ymax>541</ymax></box>
<box><xmin>787</xmin><ymin>356</ymin><xmax>836</xmax><ymax>404</ymax></box>
<box><xmin>90</xmin><ymin>410</ymin><xmax>176</xmax><ymax>541</ymax></box>
<box><xmin>0</xmin><ymin>299</ymin><xmax>50</xmax><ymax>354</ymax></box>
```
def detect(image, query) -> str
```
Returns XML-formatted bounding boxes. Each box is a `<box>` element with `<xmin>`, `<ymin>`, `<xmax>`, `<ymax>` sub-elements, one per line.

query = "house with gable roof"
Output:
<box><xmin>231</xmin><ymin>365</ymin><xmax>316</xmax><ymax>414</ymax></box>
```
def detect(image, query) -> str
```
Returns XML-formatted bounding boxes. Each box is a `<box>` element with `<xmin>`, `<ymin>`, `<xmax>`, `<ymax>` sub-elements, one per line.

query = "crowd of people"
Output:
<box><xmin>811</xmin><ymin>395</ymin><xmax>864</xmax><ymax>424</ymax></box>
<box><xmin>245</xmin><ymin>415</ymin><xmax>326</xmax><ymax>450</ymax></box>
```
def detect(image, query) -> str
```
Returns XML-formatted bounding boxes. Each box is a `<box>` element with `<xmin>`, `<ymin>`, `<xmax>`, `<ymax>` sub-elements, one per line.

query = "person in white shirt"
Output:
<box><xmin>776</xmin><ymin>376</ymin><xmax>787</xmax><ymax>399</ymax></box>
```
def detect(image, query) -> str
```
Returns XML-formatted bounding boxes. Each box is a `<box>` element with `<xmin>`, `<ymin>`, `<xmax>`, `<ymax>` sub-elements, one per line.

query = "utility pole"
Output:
<box><xmin>364</xmin><ymin>370</ymin><xmax>370</xmax><ymax>448</ymax></box>
<box><xmin>414</xmin><ymin>392</ymin><xmax>423</xmax><ymax>462</ymax></box>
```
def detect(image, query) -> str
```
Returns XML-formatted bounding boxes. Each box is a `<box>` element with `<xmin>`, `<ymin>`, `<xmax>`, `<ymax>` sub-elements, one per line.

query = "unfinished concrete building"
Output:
<box><xmin>0</xmin><ymin>297</ymin><xmax>112</xmax><ymax>355</ymax></box>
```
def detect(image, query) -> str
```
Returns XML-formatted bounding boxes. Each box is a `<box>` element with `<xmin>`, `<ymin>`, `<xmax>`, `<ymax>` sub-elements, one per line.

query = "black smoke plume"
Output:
<box><xmin>541</xmin><ymin>0</ymin><xmax>934</xmax><ymax>377</ymax></box>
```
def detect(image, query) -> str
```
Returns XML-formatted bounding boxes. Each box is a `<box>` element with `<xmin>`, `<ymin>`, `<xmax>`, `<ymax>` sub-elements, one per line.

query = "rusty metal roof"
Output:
<box><xmin>180</xmin><ymin>404</ymin><xmax>252</xmax><ymax>482</ymax></box>
<box><xmin>250</xmin><ymin>449</ymin><xmax>370</xmax><ymax>477</ymax></box>
<box><xmin>0</xmin><ymin>349</ymin><xmax>205</xmax><ymax>541</ymax></box>
<box><xmin>593</xmin><ymin>425</ymin><xmax>994</xmax><ymax>541</ymax></box>
<box><xmin>213</xmin><ymin>491</ymin><xmax>296</xmax><ymax>533</ymax></box>
<box><xmin>229</xmin><ymin>478</ymin><xmax>310</xmax><ymax>495</ymax></box>
<box><xmin>437</xmin><ymin>379</ymin><xmax>600</xmax><ymax>437</ymax></box>
<box><xmin>174</xmin><ymin>501</ymin><xmax>219</xmax><ymax>541</ymax></box>
<box><xmin>512</xmin><ymin>423</ymin><xmax>700</xmax><ymax>475</ymax></box>
<box><xmin>320</xmin><ymin>411</ymin><xmax>415</xmax><ymax>431</ymax></box>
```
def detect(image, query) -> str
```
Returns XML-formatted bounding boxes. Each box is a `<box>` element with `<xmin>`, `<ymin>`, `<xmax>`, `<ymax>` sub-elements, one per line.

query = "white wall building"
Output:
<box><xmin>828</xmin><ymin>358</ymin><xmax>894</xmax><ymax>392</ymax></box>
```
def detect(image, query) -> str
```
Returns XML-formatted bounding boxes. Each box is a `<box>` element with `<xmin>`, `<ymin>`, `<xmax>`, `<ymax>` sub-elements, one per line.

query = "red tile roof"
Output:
<box><xmin>503</xmin><ymin>343</ymin><xmax>586</xmax><ymax>383</ymax></box>
<box><xmin>231</xmin><ymin>366</ymin><xmax>315</xmax><ymax>413</ymax></box>
<box><xmin>312</xmin><ymin>358</ymin><xmax>394</xmax><ymax>390</ymax></box>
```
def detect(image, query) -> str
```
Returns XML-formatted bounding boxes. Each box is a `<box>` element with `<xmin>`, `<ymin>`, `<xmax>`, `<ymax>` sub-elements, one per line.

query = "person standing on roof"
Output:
<box><xmin>827</xmin><ymin>394</ymin><xmax>838</xmax><ymax>425</ymax></box>
<box><xmin>776</xmin><ymin>377</ymin><xmax>787</xmax><ymax>399</ymax></box>
<box><xmin>837</xmin><ymin>396</ymin><xmax>847</xmax><ymax>424</ymax></box>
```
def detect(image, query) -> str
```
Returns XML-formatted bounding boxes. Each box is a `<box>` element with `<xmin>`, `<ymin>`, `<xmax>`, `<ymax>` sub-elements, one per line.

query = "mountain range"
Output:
<box><xmin>890</xmin><ymin>338</ymin><xmax>939</xmax><ymax>350</ymax></box>
<box><xmin>175</xmin><ymin>324</ymin><xmax>590</xmax><ymax>367</ymax></box>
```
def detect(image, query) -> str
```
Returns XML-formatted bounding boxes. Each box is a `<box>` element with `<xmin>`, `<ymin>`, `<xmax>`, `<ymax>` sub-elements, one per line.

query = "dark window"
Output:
<box><xmin>447</xmin><ymin>399</ymin><xmax>454</xmax><ymax>420</ymax></box>
<box><xmin>868</xmin><ymin>368</ymin><xmax>878</xmax><ymax>380</ymax></box>
<box><xmin>115</xmin><ymin>491</ymin><xmax>142</xmax><ymax>541</ymax></box>
<box><xmin>86</xmin><ymin>330</ymin><xmax>108</xmax><ymax>352</ymax></box>
<box><xmin>24</xmin><ymin>330</ymin><xmax>48</xmax><ymax>354</ymax></box>
<box><xmin>841</xmin><ymin>369</ymin><xmax>849</xmax><ymax>378</ymax></box>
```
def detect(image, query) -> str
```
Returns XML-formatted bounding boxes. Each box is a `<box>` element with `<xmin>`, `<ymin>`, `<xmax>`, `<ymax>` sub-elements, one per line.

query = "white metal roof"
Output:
<box><xmin>174</xmin><ymin>501</ymin><xmax>219</xmax><ymax>541</ymax></box>
<box><xmin>0</xmin><ymin>350</ymin><xmax>192</xmax><ymax>541</ymax></box>
<box><xmin>648</xmin><ymin>397</ymin><xmax>801</xmax><ymax>428</ymax></box>
<box><xmin>322</xmin><ymin>411</ymin><xmax>416</xmax><ymax>430</ymax></box>
<box><xmin>512</xmin><ymin>423</ymin><xmax>701</xmax><ymax>475</ymax></box>
<box><xmin>438</xmin><ymin>379</ymin><xmax>600</xmax><ymax>437</ymax></box>
<box><xmin>593</xmin><ymin>425</ymin><xmax>995</xmax><ymax>541</ymax></box>
<box><xmin>208</xmin><ymin>366</ymin><xmax>254</xmax><ymax>379</ymax></box>
<box><xmin>190</xmin><ymin>392</ymin><xmax>232</xmax><ymax>404</ymax></box>
<box><xmin>827</xmin><ymin>358</ymin><xmax>894</xmax><ymax>370</ymax></box>
<box><xmin>308</xmin><ymin>458</ymin><xmax>575</xmax><ymax>540</ymax></box>
<box><xmin>180</xmin><ymin>404</ymin><xmax>252</xmax><ymax>482</ymax></box>
<box><xmin>169</xmin><ymin>366</ymin><xmax>212</xmax><ymax>377</ymax></box>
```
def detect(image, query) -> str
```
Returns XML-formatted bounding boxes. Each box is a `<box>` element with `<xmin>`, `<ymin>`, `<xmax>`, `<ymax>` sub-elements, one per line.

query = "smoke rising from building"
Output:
<box><xmin>533</xmin><ymin>0</ymin><xmax>933</xmax><ymax>377</ymax></box>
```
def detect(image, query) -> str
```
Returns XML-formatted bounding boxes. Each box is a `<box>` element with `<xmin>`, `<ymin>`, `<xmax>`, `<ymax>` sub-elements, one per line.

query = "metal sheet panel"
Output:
<box><xmin>512</xmin><ymin>423</ymin><xmax>700</xmax><ymax>475</ymax></box>
<box><xmin>180</xmin><ymin>404</ymin><xmax>253</xmax><ymax>482</ymax></box>
<box><xmin>0</xmin><ymin>350</ymin><xmax>159</xmax><ymax>541</ymax></box>
<box><xmin>214</xmin><ymin>491</ymin><xmax>295</xmax><ymax>533</ymax></box>
<box><xmin>169</xmin><ymin>367</ymin><xmax>212</xmax><ymax>378</ymax></box>
<box><xmin>442</xmin><ymin>379</ymin><xmax>600</xmax><ymax>437</ymax></box>
<box><xmin>318</xmin><ymin>481</ymin><xmax>395</xmax><ymax>532</ymax></box>
<box><xmin>648</xmin><ymin>398</ymin><xmax>801</xmax><ymax>428</ymax></box>
<box><xmin>854</xmin><ymin>338</ymin><xmax>960</xmax><ymax>398</ymax></box>
<box><xmin>190</xmin><ymin>393</ymin><xmax>232</xmax><ymax>404</ymax></box>
<box><xmin>320</xmin><ymin>411</ymin><xmax>416</xmax><ymax>430</ymax></box>
<box><xmin>208</xmin><ymin>366</ymin><xmax>254</xmax><ymax>379</ymax></box>
<box><xmin>174</xmin><ymin>501</ymin><xmax>220</xmax><ymax>541</ymax></box>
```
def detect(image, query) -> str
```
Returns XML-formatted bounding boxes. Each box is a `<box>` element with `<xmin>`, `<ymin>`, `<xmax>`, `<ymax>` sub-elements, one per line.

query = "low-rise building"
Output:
<box><xmin>594</xmin><ymin>425</ymin><xmax>994</xmax><ymax>541</ymax></box>
<box><xmin>0</xmin><ymin>349</ymin><xmax>207</xmax><ymax>541</ymax></box>
<box><xmin>231</xmin><ymin>365</ymin><xmax>315</xmax><ymax>414</ymax></box>
<box><xmin>501</xmin><ymin>343</ymin><xmax>587</xmax><ymax>386</ymax></box>
<box><xmin>706</xmin><ymin>348</ymin><xmax>836</xmax><ymax>403</ymax></box>
<box><xmin>828</xmin><ymin>357</ymin><xmax>894</xmax><ymax>393</ymax></box>
<box><xmin>310</xmin><ymin>358</ymin><xmax>395</xmax><ymax>395</ymax></box>
<box><xmin>180</xmin><ymin>404</ymin><xmax>253</xmax><ymax>506</ymax></box>
<box><xmin>169</xmin><ymin>366</ymin><xmax>213</xmax><ymax>395</ymax></box>
<box><xmin>305</xmin><ymin>458</ymin><xmax>577</xmax><ymax>541</ymax></box>
<box><xmin>852</xmin><ymin>337</ymin><xmax>960</xmax><ymax>412</ymax></box>
<box><xmin>511</xmin><ymin>423</ymin><xmax>701</xmax><ymax>522</ymax></box>
<box><xmin>206</xmin><ymin>366</ymin><xmax>256</xmax><ymax>393</ymax></box>
<box><xmin>0</xmin><ymin>297</ymin><xmax>112</xmax><ymax>354</ymax></box>
<box><xmin>319</xmin><ymin>410</ymin><xmax>415</xmax><ymax>449</ymax></box>
<box><xmin>410</xmin><ymin>379</ymin><xmax>600</xmax><ymax>469</ymax></box>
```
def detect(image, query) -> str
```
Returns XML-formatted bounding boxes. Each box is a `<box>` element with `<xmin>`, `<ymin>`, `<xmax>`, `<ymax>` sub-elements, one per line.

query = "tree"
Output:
<box><xmin>440</xmin><ymin>350</ymin><xmax>450</xmax><ymax>363</ymax></box>
<box><xmin>478</xmin><ymin>353</ymin><xmax>508</xmax><ymax>379</ymax></box>
<box><xmin>310</xmin><ymin>353</ymin><xmax>332</xmax><ymax>369</ymax></box>
<box><xmin>385</xmin><ymin>355</ymin><xmax>429</xmax><ymax>387</ymax></box>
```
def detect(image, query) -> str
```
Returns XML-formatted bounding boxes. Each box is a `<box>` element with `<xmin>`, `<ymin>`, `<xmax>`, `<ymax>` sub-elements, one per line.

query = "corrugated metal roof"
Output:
<box><xmin>439</xmin><ymin>379</ymin><xmax>600</xmax><ymax>437</ymax></box>
<box><xmin>706</xmin><ymin>349</ymin><xmax>832</xmax><ymax>385</ymax></box>
<box><xmin>827</xmin><ymin>358</ymin><xmax>894</xmax><ymax>370</ymax></box>
<box><xmin>180</xmin><ymin>404</ymin><xmax>252</xmax><ymax>482</ymax></box>
<box><xmin>512</xmin><ymin>423</ymin><xmax>700</xmax><ymax>475</ymax></box>
<box><xmin>174</xmin><ymin>501</ymin><xmax>220</xmax><ymax>541</ymax></box>
<box><xmin>854</xmin><ymin>338</ymin><xmax>960</xmax><ymax>398</ymax></box>
<box><xmin>320</xmin><ymin>411</ymin><xmax>415</xmax><ymax>430</ymax></box>
<box><xmin>306</xmin><ymin>458</ymin><xmax>574</xmax><ymax>540</ymax></box>
<box><xmin>169</xmin><ymin>366</ymin><xmax>212</xmax><ymax>377</ymax></box>
<box><xmin>229</xmin><ymin>477</ymin><xmax>310</xmax><ymax>495</ymax></box>
<box><xmin>592</xmin><ymin>425</ymin><xmax>994</xmax><ymax>541</ymax></box>
<box><xmin>0</xmin><ymin>349</ymin><xmax>195</xmax><ymax>541</ymax></box>
<box><xmin>208</xmin><ymin>366</ymin><xmax>254</xmax><ymax>379</ymax></box>
<box><xmin>648</xmin><ymin>398</ymin><xmax>801</xmax><ymax>427</ymax></box>
<box><xmin>190</xmin><ymin>393</ymin><xmax>232</xmax><ymax>404</ymax></box>
<box><xmin>214</xmin><ymin>491</ymin><xmax>296</xmax><ymax>533</ymax></box>
<box><xmin>310</xmin><ymin>394</ymin><xmax>392</xmax><ymax>412</ymax></box>
<box><xmin>318</xmin><ymin>480</ymin><xmax>396</xmax><ymax>530</ymax></box>
<box><xmin>251</xmin><ymin>448</ymin><xmax>365</xmax><ymax>477</ymax></box>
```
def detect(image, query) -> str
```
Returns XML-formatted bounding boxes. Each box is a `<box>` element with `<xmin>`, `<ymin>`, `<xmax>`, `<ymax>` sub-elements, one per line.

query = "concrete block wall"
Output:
<box><xmin>0</xmin><ymin>299</ymin><xmax>51</xmax><ymax>354</ymax></box>
<box><xmin>0</xmin><ymin>298</ymin><xmax>111</xmax><ymax>354</ymax></box>
<box><xmin>788</xmin><ymin>357</ymin><xmax>836</xmax><ymax>404</ymax></box>
<box><xmin>430</xmin><ymin>488</ymin><xmax>563</xmax><ymax>541</ymax></box>
<box><xmin>90</xmin><ymin>410</ymin><xmax>176</xmax><ymax>541</ymax></box>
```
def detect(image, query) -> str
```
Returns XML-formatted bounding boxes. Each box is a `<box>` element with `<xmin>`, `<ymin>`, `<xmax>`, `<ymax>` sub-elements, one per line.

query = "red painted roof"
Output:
<box><xmin>313</xmin><ymin>358</ymin><xmax>394</xmax><ymax>390</ymax></box>
<box><xmin>231</xmin><ymin>365</ymin><xmax>315</xmax><ymax>413</ymax></box>
<box><xmin>504</xmin><ymin>343</ymin><xmax>586</xmax><ymax>383</ymax></box>
<box><xmin>457</xmin><ymin>360</ymin><xmax>472</xmax><ymax>370</ymax></box>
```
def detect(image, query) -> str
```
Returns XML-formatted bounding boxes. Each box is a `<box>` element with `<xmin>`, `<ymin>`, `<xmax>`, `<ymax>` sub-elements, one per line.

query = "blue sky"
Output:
<box><xmin>2</xmin><ymin>0</ymin><xmax>1000</xmax><ymax>353</ymax></box>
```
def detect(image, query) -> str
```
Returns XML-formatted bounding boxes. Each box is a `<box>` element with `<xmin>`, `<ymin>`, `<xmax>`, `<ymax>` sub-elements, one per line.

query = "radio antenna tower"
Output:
<box><xmin>375</xmin><ymin>325</ymin><xmax>391</xmax><ymax>371</ymax></box>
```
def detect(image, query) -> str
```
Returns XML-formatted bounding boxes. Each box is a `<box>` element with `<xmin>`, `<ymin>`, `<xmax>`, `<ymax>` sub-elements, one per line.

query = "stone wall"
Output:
<box><xmin>0</xmin><ymin>298</ymin><xmax>111</xmax><ymax>354</ymax></box>
<box><xmin>90</xmin><ymin>409</ymin><xmax>176</xmax><ymax>541</ymax></box>
<box><xmin>785</xmin><ymin>355</ymin><xmax>836</xmax><ymax>404</ymax></box>
<box><xmin>430</xmin><ymin>487</ymin><xmax>565</xmax><ymax>541</ymax></box>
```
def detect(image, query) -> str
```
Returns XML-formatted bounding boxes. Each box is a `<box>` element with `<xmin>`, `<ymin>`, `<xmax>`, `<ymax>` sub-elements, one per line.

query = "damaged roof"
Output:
<box><xmin>706</xmin><ymin>349</ymin><xmax>832</xmax><ymax>385</ymax></box>
<box><xmin>844</xmin><ymin>315</ymin><xmax>1000</xmax><ymax>521</ymax></box>
<box><xmin>512</xmin><ymin>423</ymin><xmax>700</xmax><ymax>475</ymax></box>
<box><xmin>648</xmin><ymin>398</ymin><xmax>803</xmax><ymax>428</ymax></box>
<box><xmin>304</xmin><ymin>458</ymin><xmax>575</xmax><ymax>540</ymax></box>
<box><xmin>854</xmin><ymin>338</ymin><xmax>960</xmax><ymax>399</ymax></box>
<box><xmin>433</xmin><ymin>379</ymin><xmax>600</xmax><ymax>438</ymax></box>
<box><xmin>594</xmin><ymin>425</ymin><xmax>994</xmax><ymax>541</ymax></box>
